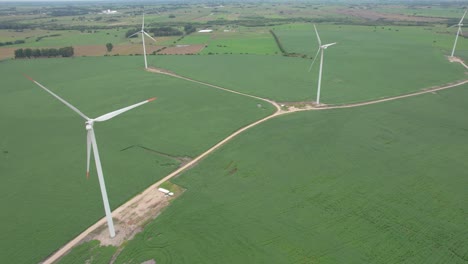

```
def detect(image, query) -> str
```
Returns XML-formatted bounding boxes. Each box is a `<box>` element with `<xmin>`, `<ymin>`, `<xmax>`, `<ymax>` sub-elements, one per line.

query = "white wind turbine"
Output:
<box><xmin>450</xmin><ymin>9</ymin><xmax>467</xmax><ymax>57</ymax></box>
<box><xmin>308</xmin><ymin>24</ymin><xmax>337</xmax><ymax>105</ymax></box>
<box><xmin>128</xmin><ymin>13</ymin><xmax>157</xmax><ymax>69</ymax></box>
<box><xmin>25</xmin><ymin>75</ymin><xmax>156</xmax><ymax>238</ymax></box>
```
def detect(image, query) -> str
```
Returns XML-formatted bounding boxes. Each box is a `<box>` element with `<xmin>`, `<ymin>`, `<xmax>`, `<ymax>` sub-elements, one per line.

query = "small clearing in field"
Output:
<box><xmin>279</xmin><ymin>101</ymin><xmax>319</xmax><ymax>111</ymax></box>
<box><xmin>85</xmin><ymin>186</ymin><xmax>181</xmax><ymax>247</ymax></box>
<box><xmin>158</xmin><ymin>44</ymin><xmax>205</xmax><ymax>55</ymax></box>
<box><xmin>0</xmin><ymin>47</ymin><xmax>15</xmax><ymax>60</ymax></box>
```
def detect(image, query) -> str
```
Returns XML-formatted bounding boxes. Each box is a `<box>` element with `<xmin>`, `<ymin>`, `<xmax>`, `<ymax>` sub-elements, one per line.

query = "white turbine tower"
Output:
<box><xmin>25</xmin><ymin>75</ymin><xmax>156</xmax><ymax>238</ymax></box>
<box><xmin>308</xmin><ymin>24</ymin><xmax>337</xmax><ymax>105</ymax></box>
<box><xmin>451</xmin><ymin>9</ymin><xmax>467</xmax><ymax>57</ymax></box>
<box><xmin>129</xmin><ymin>13</ymin><xmax>156</xmax><ymax>69</ymax></box>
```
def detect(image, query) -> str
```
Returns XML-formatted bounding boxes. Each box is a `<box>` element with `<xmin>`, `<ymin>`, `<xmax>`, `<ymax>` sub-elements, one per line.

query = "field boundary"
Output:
<box><xmin>42</xmin><ymin>61</ymin><xmax>468</xmax><ymax>264</ymax></box>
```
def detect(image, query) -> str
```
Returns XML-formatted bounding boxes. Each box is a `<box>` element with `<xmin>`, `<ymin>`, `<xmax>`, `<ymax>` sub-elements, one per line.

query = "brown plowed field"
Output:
<box><xmin>0</xmin><ymin>47</ymin><xmax>15</xmax><ymax>60</ymax></box>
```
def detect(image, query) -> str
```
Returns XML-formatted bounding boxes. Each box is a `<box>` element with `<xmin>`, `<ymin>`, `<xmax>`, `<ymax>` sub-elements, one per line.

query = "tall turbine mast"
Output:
<box><xmin>451</xmin><ymin>9</ymin><xmax>467</xmax><ymax>57</ymax></box>
<box><xmin>25</xmin><ymin>74</ymin><xmax>156</xmax><ymax>238</ymax></box>
<box><xmin>308</xmin><ymin>24</ymin><xmax>336</xmax><ymax>105</ymax></box>
<box><xmin>128</xmin><ymin>12</ymin><xmax>156</xmax><ymax>69</ymax></box>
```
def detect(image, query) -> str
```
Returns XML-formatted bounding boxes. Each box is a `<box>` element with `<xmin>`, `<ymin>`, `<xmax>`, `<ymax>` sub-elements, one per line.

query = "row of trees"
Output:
<box><xmin>148</xmin><ymin>27</ymin><xmax>183</xmax><ymax>36</ymax></box>
<box><xmin>0</xmin><ymin>40</ymin><xmax>25</xmax><ymax>46</ymax></box>
<box><xmin>14</xmin><ymin>47</ymin><xmax>74</xmax><ymax>58</ymax></box>
<box><xmin>125</xmin><ymin>24</ymin><xmax>197</xmax><ymax>38</ymax></box>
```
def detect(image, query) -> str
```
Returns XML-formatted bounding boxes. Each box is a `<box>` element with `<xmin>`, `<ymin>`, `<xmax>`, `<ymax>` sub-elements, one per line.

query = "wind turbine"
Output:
<box><xmin>450</xmin><ymin>9</ymin><xmax>467</xmax><ymax>57</ymax></box>
<box><xmin>128</xmin><ymin>13</ymin><xmax>156</xmax><ymax>69</ymax></box>
<box><xmin>308</xmin><ymin>24</ymin><xmax>337</xmax><ymax>105</ymax></box>
<box><xmin>24</xmin><ymin>74</ymin><xmax>156</xmax><ymax>238</ymax></box>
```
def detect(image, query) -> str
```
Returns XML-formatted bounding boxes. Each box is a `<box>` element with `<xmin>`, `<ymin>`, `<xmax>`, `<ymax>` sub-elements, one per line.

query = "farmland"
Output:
<box><xmin>1</xmin><ymin>1</ymin><xmax>468</xmax><ymax>264</ymax></box>
<box><xmin>0</xmin><ymin>56</ymin><xmax>274</xmax><ymax>264</ymax></box>
<box><xmin>106</xmin><ymin>84</ymin><xmax>468</xmax><ymax>263</ymax></box>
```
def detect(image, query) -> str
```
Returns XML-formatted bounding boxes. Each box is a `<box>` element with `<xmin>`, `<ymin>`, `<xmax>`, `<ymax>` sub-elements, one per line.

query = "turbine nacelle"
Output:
<box><xmin>85</xmin><ymin>121</ymin><xmax>94</xmax><ymax>130</ymax></box>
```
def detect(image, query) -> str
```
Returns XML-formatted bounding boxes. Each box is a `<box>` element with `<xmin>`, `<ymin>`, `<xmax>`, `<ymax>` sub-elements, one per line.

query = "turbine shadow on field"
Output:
<box><xmin>120</xmin><ymin>144</ymin><xmax>192</xmax><ymax>167</ymax></box>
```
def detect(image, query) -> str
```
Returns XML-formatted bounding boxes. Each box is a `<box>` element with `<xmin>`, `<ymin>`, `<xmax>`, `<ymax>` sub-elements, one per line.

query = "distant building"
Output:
<box><xmin>102</xmin><ymin>9</ymin><xmax>118</xmax><ymax>14</ymax></box>
<box><xmin>198</xmin><ymin>29</ymin><xmax>213</xmax><ymax>33</ymax></box>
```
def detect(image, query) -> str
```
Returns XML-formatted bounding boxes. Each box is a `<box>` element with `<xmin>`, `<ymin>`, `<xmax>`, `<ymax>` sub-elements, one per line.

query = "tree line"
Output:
<box><xmin>125</xmin><ymin>24</ymin><xmax>196</xmax><ymax>38</ymax></box>
<box><xmin>14</xmin><ymin>47</ymin><xmax>74</xmax><ymax>58</ymax></box>
<box><xmin>0</xmin><ymin>39</ymin><xmax>25</xmax><ymax>46</ymax></box>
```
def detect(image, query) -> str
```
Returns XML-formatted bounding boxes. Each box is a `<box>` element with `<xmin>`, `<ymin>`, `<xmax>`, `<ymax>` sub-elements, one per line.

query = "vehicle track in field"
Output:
<box><xmin>42</xmin><ymin>60</ymin><xmax>468</xmax><ymax>264</ymax></box>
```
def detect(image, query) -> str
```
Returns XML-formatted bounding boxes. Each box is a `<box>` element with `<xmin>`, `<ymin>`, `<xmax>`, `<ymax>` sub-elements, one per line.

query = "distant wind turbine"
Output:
<box><xmin>308</xmin><ymin>24</ymin><xmax>337</xmax><ymax>105</ymax></box>
<box><xmin>128</xmin><ymin>13</ymin><xmax>157</xmax><ymax>69</ymax></box>
<box><xmin>25</xmin><ymin>74</ymin><xmax>156</xmax><ymax>238</ymax></box>
<box><xmin>451</xmin><ymin>10</ymin><xmax>467</xmax><ymax>57</ymax></box>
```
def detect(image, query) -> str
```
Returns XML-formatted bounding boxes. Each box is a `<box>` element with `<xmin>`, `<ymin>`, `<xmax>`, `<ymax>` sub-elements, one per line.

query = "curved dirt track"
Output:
<box><xmin>43</xmin><ymin>62</ymin><xmax>468</xmax><ymax>264</ymax></box>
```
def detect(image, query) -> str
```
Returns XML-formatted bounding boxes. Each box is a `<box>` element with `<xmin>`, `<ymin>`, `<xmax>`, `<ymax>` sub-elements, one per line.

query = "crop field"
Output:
<box><xmin>0</xmin><ymin>56</ymin><xmax>274</xmax><ymax>264</ymax></box>
<box><xmin>88</xmin><ymin>84</ymin><xmax>468</xmax><ymax>264</ymax></box>
<box><xmin>2</xmin><ymin>1</ymin><xmax>468</xmax><ymax>264</ymax></box>
<box><xmin>152</xmin><ymin>29</ymin><xmax>466</xmax><ymax>103</ymax></box>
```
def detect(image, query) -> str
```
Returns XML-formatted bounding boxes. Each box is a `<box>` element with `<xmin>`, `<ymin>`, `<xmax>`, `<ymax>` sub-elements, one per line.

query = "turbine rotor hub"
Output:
<box><xmin>85</xmin><ymin>120</ymin><xmax>94</xmax><ymax>131</ymax></box>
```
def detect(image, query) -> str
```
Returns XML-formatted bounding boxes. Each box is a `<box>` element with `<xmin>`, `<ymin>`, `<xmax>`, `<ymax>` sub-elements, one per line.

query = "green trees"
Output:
<box><xmin>14</xmin><ymin>49</ymin><xmax>24</xmax><ymax>58</ymax></box>
<box><xmin>14</xmin><ymin>46</ymin><xmax>74</xmax><ymax>58</ymax></box>
<box><xmin>148</xmin><ymin>27</ymin><xmax>183</xmax><ymax>36</ymax></box>
<box><xmin>106</xmin><ymin>43</ymin><xmax>113</xmax><ymax>52</ymax></box>
<box><xmin>125</xmin><ymin>29</ymin><xmax>138</xmax><ymax>38</ymax></box>
<box><xmin>184</xmin><ymin>24</ymin><xmax>196</xmax><ymax>34</ymax></box>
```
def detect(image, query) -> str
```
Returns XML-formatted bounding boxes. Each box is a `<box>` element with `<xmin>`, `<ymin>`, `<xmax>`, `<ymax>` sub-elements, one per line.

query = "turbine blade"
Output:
<box><xmin>308</xmin><ymin>48</ymin><xmax>321</xmax><ymax>72</ymax></box>
<box><xmin>24</xmin><ymin>74</ymin><xmax>90</xmax><ymax>120</ymax></box>
<box><xmin>314</xmin><ymin>24</ymin><xmax>322</xmax><ymax>46</ymax></box>
<box><xmin>86</xmin><ymin>130</ymin><xmax>92</xmax><ymax>179</ymax></box>
<box><xmin>143</xmin><ymin>31</ymin><xmax>156</xmax><ymax>42</ymax></box>
<box><xmin>128</xmin><ymin>32</ymin><xmax>139</xmax><ymax>38</ymax></box>
<box><xmin>94</xmin><ymin>97</ymin><xmax>157</xmax><ymax>122</ymax></box>
<box><xmin>459</xmin><ymin>9</ymin><xmax>467</xmax><ymax>25</ymax></box>
<box><xmin>322</xmin><ymin>42</ymin><xmax>337</xmax><ymax>48</ymax></box>
<box><xmin>142</xmin><ymin>13</ymin><xmax>145</xmax><ymax>30</ymax></box>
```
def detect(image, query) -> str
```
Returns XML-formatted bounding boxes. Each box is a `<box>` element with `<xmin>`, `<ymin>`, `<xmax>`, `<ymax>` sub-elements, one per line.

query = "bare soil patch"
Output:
<box><xmin>87</xmin><ymin>188</ymin><xmax>179</xmax><ymax>247</ymax></box>
<box><xmin>157</xmin><ymin>44</ymin><xmax>205</xmax><ymax>55</ymax></box>
<box><xmin>0</xmin><ymin>47</ymin><xmax>16</xmax><ymax>60</ymax></box>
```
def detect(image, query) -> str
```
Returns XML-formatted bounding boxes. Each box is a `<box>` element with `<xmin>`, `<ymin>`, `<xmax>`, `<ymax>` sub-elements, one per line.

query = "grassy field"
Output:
<box><xmin>152</xmin><ymin>26</ymin><xmax>466</xmax><ymax>103</ymax></box>
<box><xmin>0</xmin><ymin>56</ymin><xmax>274</xmax><ymax>264</ymax></box>
<box><xmin>97</xmin><ymin>83</ymin><xmax>468</xmax><ymax>263</ymax></box>
<box><xmin>175</xmin><ymin>27</ymin><xmax>280</xmax><ymax>55</ymax></box>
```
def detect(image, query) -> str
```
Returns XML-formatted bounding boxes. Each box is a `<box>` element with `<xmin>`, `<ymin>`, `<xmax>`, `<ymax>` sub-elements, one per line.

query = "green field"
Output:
<box><xmin>0</xmin><ymin>56</ymin><xmax>274</xmax><ymax>264</ymax></box>
<box><xmin>152</xmin><ymin>29</ymin><xmax>466</xmax><ymax>103</ymax></box>
<box><xmin>94</xmin><ymin>83</ymin><xmax>468</xmax><ymax>263</ymax></box>
<box><xmin>2</xmin><ymin>2</ymin><xmax>468</xmax><ymax>263</ymax></box>
<box><xmin>175</xmin><ymin>26</ymin><xmax>280</xmax><ymax>55</ymax></box>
